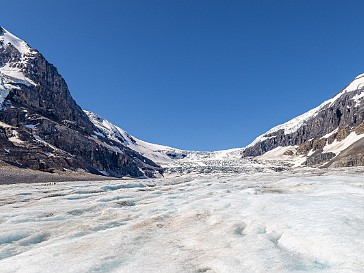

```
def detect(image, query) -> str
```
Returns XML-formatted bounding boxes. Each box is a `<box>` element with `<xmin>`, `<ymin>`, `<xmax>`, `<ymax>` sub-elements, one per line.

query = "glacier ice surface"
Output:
<box><xmin>0</xmin><ymin>168</ymin><xmax>363</xmax><ymax>272</ymax></box>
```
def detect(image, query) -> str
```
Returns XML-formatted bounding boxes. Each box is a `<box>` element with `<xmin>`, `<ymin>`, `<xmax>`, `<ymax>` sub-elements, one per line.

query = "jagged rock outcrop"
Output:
<box><xmin>0</xmin><ymin>26</ymin><xmax>162</xmax><ymax>178</ymax></box>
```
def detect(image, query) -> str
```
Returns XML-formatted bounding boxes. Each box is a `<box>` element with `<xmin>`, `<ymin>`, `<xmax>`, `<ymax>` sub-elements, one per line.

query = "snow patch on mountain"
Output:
<box><xmin>0</xmin><ymin>27</ymin><xmax>31</xmax><ymax>56</ymax></box>
<box><xmin>323</xmin><ymin>131</ymin><xmax>364</xmax><ymax>155</ymax></box>
<box><xmin>0</xmin><ymin>27</ymin><xmax>36</xmax><ymax>90</ymax></box>
<box><xmin>321</xmin><ymin>127</ymin><xmax>339</xmax><ymax>139</ymax></box>
<box><xmin>0</xmin><ymin>72</ymin><xmax>35</xmax><ymax>109</ymax></box>
<box><xmin>0</xmin><ymin>64</ymin><xmax>35</xmax><ymax>86</ymax></box>
<box><xmin>351</xmin><ymin>92</ymin><xmax>364</xmax><ymax>107</ymax></box>
<box><xmin>0</xmin><ymin>79</ymin><xmax>10</xmax><ymax>108</ymax></box>
<box><xmin>258</xmin><ymin>145</ymin><xmax>306</xmax><ymax>166</ymax></box>
<box><xmin>342</xmin><ymin>72</ymin><xmax>364</xmax><ymax>93</ymax></box>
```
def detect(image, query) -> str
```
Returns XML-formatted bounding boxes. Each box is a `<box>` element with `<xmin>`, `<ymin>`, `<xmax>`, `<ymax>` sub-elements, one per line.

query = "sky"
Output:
<box><xmin>2</xmin><ymin>0</ymin><xmax>364</xmax><ymax>151</ymax></box>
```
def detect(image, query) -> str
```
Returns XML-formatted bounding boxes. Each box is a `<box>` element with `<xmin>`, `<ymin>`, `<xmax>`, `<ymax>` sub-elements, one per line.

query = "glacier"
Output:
<box><xmin>0</xmin><ymin>168</ymin><xmax>363</xmax><ymax>273</ymax></box>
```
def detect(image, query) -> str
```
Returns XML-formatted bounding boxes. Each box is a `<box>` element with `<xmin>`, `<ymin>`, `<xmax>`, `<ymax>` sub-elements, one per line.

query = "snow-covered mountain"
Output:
<box><xmin>0</xmin><ymin>26</ymin><xmax>162</xmax><ymax>178</ymax></box>
<box><xmin>244</xmin><ymin>73</ymin><xmax>364</xmax><ymax>167</ymax></box>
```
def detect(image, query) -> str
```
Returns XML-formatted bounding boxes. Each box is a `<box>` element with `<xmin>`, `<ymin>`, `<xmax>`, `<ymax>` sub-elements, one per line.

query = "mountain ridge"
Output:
<box><xmin>244</xmin><ymin>72</ymin><xmax>364</xmax><ymax>167</ymax></box>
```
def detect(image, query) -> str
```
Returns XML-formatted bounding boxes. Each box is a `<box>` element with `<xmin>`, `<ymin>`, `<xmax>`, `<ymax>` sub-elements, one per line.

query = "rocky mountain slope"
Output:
<box><xmin>0</xmin><ymin>26</ymin><xmax>162</xmax><ymax>178</ymax></box>
<box><xmin>243</xmin><ymin>73</ymin><xmax>364</xmax><ymax>167</ymax></box>
<box><xmin>85</xmin><ymin>111</ymin><xmax>187</xmax><ymax>165</ymax></box>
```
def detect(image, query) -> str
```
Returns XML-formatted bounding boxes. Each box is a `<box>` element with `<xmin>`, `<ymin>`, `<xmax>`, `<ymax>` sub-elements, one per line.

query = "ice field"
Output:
<box><xmin>0</xmin><ymin>168</ymin><xmax>363</xmax><ymax>273</ymax></box>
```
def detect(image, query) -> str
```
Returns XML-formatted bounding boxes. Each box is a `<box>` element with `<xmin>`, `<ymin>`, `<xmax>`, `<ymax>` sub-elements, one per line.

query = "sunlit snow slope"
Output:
<box><xmin>85</xmin><ymin>110</ymin><xmax>185</xmax><ymax>164</ymax></box>
<box><xmin>0</xmin><ymin>27</ymin><xmax>36</xmax><ymax>108</ymax></box>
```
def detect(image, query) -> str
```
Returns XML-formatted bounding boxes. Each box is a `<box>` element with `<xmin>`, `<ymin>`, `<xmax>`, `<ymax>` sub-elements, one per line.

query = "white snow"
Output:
<box><xmin>0</xmin><ymin>80</ymin><xmax>10</xmax><ymax>107</ymax></box>
<box><xmin>0</xmin><ymin>65</ymin><xmax>36</xmax><ymax>86</ymax></box>
<box><xmin>33</xmin><ymin>135</ymin><xmax>68</xmax><ymax>155</ymax></box>
<box><xmin>0</xmin><ymin>123</ymin><xmax>25</xmax><ymax>145</ymax></box>
<box><xmin>258</xmin><ymin>146</ymin><xmax>306</xmax><ymax>167</ymax></box>
<box><xmin>0</xmin><ymin>27</ymin><xmax>31</xmax><ymax>56</ymax></box>
<box><xmin>93</xmin><ymin>130</ymin><xmax>104</xmax><ymax>138</ymax></box>
<box><xmin>341</xmin><ymin>72</ymin><xmax>364</xmax><ymax>93</ymax></box>
<box><xmin>0</xmin><ymin>27</ymin><xmax>36</xmax><ymax>91</ymax></box>
<box><xmin>321</xmin><ymin>127</ymin><xmax>339</xmax><ymax>139</ymax></box>
<box><xmin>0</xmin><ymin>121</ymin><xmax>11</xmax><ymax>128</ymax></box>
<box><xmin>8</xmin><ymin>130</ymin><xmax>24</xmax><ymax>144</ymax></box>
<box><xmin>98</xmin><ymin>170</ymin><xmax>110</xmax><ymax>176</ymax></box>
<box><xmin>259</xmin><ymin>146</ymin><xmax>296</xmax><ymax>160</ymax></box>
<box><xmin>24</xmin><ymin>124</ymin><xmax>37</xmax><ymax>130</ymax></box>
<box><xmin>351</xmin><ymin>92</ymin><xmax>364</xmax><ymax>107</ymax></box>
<box><xmin>103</xmin><ymin>143</ymin><xmax>124</xmax><ymax>154</ymax></box>
<box><xmin>323</xmin><ymin>131</ymin><xmax>364</xmax><ymax>155</ymax></box>
<box><xmin>0</xmin><ymin>74</ymin><xmax>16</xmax><ymax>108</ymax></box>
<box><xmin>0</xmin><ymin>169</ymin><xmax>363</xmax><ymax>272</ymax></box>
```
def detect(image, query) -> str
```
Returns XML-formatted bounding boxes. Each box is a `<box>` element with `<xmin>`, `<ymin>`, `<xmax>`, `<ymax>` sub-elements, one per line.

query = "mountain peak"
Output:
<box><xmin>0</xmin><ymin>27</ymin><xmax>30</xmax><ymax>56</ymax></box>
<box><xmin>0</xmin><ymin>27</ymin><xmax>36</xmax><ymax>87</ymax></box>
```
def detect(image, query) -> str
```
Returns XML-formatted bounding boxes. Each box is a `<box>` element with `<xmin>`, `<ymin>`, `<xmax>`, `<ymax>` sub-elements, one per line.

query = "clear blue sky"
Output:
<box><xmin>2</xmin><ymin>1</ymin><xmax>364</xmax><ymax>151</ymax></box>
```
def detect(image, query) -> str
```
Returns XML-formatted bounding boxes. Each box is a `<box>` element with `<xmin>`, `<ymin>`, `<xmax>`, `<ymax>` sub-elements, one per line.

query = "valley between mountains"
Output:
<box><xmin>1</xmin><ymin>27</ymin><xmax>364</xmax><ymax>179</ymax></box>
<box><xmin>1</xmin><ymin>26</ymin><xmax>364</xmax><ymax>273</ymax></box>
